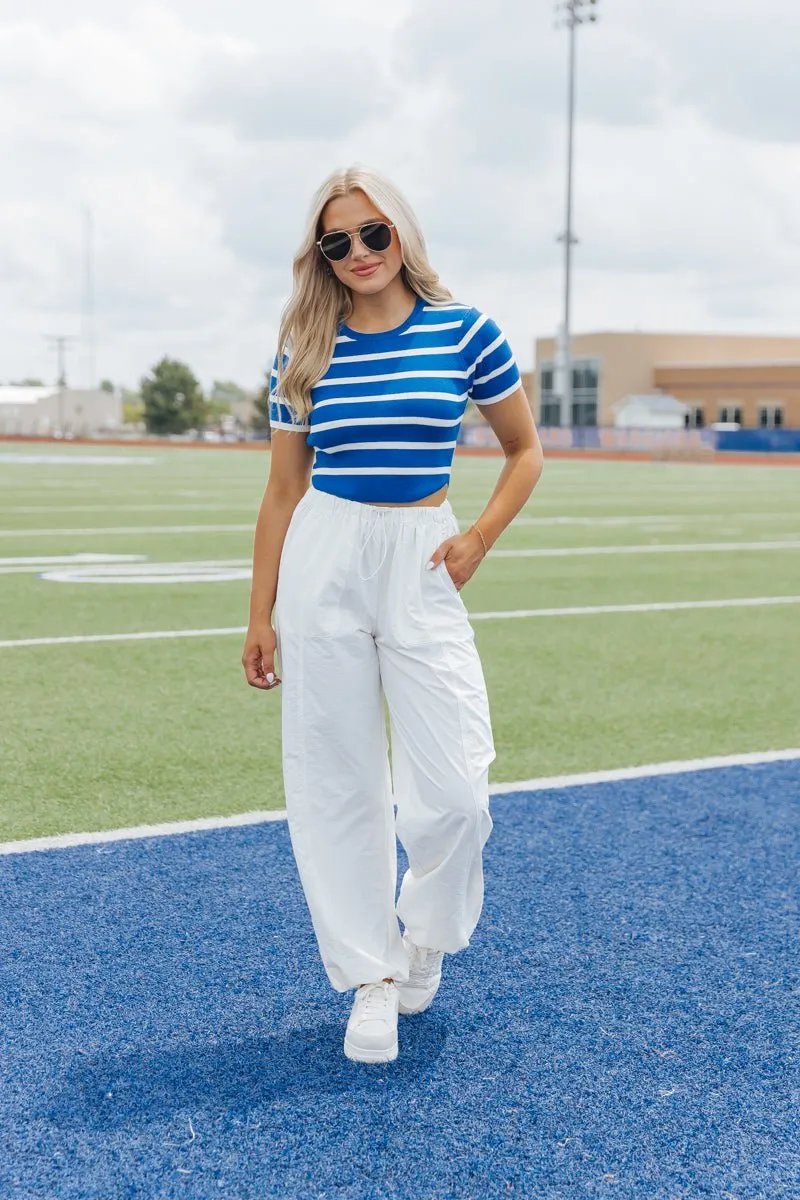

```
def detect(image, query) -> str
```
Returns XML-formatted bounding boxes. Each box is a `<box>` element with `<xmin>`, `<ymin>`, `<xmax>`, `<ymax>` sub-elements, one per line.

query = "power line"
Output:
<box><xmin>554</xmin><ymin>0</ymin><xmax>599</xmax><ymax>429</ymax></box>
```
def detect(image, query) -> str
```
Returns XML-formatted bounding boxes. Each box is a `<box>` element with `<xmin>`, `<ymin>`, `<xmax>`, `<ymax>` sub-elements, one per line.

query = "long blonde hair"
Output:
<box><xmin>275</xmin><ymin>165</ymin><xmax>453</xmax><ymax>420</ymax></box>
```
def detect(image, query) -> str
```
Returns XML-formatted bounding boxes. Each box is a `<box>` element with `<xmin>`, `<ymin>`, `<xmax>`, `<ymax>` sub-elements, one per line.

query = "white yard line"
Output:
<box><xmin>9</xmin><ymin>503</ymin><xmax>258</xmax><ymax>515</ymax></box>
<box><xmin>469</xmin><ymin>596</ymin><xmax>800</xmax><ymax>620</ymax></box>
<box><xmin>491</xmin><ymin>541</ymin><xmax>800</xmax><ymax>558</ymax></box>
<box><xmin>0</xmin><ymin>524</ymin><xmax>255</xmax><ymax>537</ymax></box>
<box><xmin>2</xmin><ymin>594</ymin><xmax>799</xmax><ymax>649</ymax></box>
<box><xmin>1</xmin><ymin>748</ymin><xmax>797</xmax><ymax>857</ymax></box>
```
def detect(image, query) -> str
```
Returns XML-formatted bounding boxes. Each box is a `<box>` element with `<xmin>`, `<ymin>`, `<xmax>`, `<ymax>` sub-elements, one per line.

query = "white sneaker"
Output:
<box><xmin>396</xmin><ymin>934</ymin><xmax>444</xmax><ymax>1015</ymax></box>
<box><xmin>344</xmin><ymin>982</ymin><xmax>399</xmax><ymax>1063</ymax></box>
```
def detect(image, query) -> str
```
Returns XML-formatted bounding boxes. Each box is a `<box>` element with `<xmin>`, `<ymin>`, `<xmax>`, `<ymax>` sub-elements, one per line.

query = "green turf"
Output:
<box><xmin>1</xmin><ymin>445</ymin><xmax>798</xmax><ymax>840</ymax></box>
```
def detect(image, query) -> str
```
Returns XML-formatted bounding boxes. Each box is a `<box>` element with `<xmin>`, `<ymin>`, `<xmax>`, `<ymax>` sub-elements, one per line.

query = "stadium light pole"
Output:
<box><xmin>555</xmin><ymin>0</ymin><xmax>599</xmax><ymax>429</ymax></box>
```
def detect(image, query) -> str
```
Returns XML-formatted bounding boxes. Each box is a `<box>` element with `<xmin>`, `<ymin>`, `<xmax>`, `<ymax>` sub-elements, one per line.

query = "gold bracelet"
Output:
<box><xmin>469</xmin><ymin>523</ymin><xmax>489</xmax><ymax>557</ymax></box>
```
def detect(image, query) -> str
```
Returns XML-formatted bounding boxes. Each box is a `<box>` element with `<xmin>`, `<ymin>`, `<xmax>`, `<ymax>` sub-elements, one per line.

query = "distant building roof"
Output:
<box><xmin>611</xmin><ymin>393</ymin><xmax>689</xmax><ymax>414</ymax></box>
<box><xmin>0</xmin><ymin>386</ymin><xmax>60</xmax><ymax>406</ymax></box>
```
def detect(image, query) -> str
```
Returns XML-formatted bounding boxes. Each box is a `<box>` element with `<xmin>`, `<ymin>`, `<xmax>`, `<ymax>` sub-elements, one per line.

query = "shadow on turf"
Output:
<box><xmin>44</xmin><ymin>1017</ymin><xmax>448</xmax><ymax>1131</ymax></box>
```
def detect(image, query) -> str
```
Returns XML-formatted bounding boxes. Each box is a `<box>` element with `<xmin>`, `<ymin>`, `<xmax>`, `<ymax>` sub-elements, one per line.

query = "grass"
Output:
<box><xmin>1</xmin><ymin>445</ymin><xmax>799</xmax><ymax>841</ymax></box>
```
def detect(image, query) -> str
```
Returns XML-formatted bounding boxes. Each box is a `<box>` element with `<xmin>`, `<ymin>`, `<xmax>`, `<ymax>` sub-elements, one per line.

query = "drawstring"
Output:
<box><xmin>357</xmin><ymin>512</ymin><xmax>390</xmax><ymax>582</ymax></box>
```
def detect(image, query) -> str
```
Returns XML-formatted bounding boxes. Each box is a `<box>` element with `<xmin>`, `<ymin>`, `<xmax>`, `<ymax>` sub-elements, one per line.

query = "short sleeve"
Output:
<box><xmin>268</xmin><ymin>354</ymin><xmax>310</xmax><ymax>432</ymax></box>
<box><xmin>462</xmin><ymin>311</ymin><xmax>521</xmax><ymax>405</ymax></box>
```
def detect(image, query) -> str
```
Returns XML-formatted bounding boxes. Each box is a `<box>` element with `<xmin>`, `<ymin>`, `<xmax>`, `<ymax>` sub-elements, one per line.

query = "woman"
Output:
<box><xmin>243</xmin><ymin>165</ymin><xmax>543</xmax><ymax>1064</ymax></box>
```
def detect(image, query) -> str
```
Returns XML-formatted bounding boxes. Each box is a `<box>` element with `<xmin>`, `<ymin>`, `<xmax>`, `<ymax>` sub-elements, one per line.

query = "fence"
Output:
<box><xmin>459</xmin><ymin>423</ymin><xmax>800</xmax><ymax>456</ymax></box>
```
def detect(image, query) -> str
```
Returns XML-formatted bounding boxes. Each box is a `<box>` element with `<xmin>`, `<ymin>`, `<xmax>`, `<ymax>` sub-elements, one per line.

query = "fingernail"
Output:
<box><xmin>425</xmin><ymin>561</ymin><xmax>435</xmax><ymax>571</ymax></box>
<box><xmin>266</xmin><ymin>672</ymin><xmax>275</xmax><ymax>682</ymax></box>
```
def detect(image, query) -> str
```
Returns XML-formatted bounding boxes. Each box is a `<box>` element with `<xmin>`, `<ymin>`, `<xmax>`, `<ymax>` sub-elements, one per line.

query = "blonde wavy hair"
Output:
<box><xmin>275</xmin><ymin>165</ymin><xmax>453</xmax><ymax>421</ymax></box>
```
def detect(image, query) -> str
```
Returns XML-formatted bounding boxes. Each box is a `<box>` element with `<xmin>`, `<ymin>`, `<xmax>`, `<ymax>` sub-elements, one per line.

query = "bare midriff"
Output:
<box><xmin>364</xmin><ymin>484</ymin><xmax>449</xmax><ymax>509</ymax></box>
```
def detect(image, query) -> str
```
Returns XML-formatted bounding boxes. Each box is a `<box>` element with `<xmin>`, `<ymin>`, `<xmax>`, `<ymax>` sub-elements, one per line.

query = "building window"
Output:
<box><xmin>571</xmin><ymin>401</ymin><xmax>598</xmax><ymax>427</ymax></box>
<box><xmin>685</xmin><ymin>405</ymin><xmax>705</xmax><ymax>429</ymax></box>
<box><xmin>758</xmin><ymin>404</ymin><xmax>784</xmax><ymax>428</ymax></box>
<box><xmin>718</xmin><ymin>404</ymin><xmax>743</xmax><ymax>425</ymax></box>
<box><xmin>539</xmin><ymin>357</ymin><xmax>599</xmax><ymax>426</ymax></box>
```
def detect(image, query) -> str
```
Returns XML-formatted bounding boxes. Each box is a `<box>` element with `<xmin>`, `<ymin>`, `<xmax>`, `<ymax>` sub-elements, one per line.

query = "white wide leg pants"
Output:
<box><xmin>274</xmin><ymin>488</ymin><xmax>495</xmax><ymax>993</ymax></box>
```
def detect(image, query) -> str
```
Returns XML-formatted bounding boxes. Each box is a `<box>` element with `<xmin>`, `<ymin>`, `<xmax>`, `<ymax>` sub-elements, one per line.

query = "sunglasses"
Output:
<box><xmin>317</xmin><ymin>221</ymin><xmax>396</xmax><ymax>263</ymax></box>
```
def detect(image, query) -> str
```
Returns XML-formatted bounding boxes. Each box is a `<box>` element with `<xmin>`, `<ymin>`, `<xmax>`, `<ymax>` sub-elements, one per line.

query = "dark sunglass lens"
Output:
<box><xmin>360</xmin><ymin>222</ymin><xmax>392</xmax><ymax>252</ymax></box>
<box><xmin>320</xmin><ymin>231</ymin><xmax>351</xmax><ymax>262</ymax></box>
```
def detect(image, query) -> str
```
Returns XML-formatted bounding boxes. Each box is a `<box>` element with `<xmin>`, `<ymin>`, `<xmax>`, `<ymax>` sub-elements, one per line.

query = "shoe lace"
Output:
<box><xmin>358</xmin><ymin>982</ymin><xmax>392</xmax><ymax>1016</ymax></box>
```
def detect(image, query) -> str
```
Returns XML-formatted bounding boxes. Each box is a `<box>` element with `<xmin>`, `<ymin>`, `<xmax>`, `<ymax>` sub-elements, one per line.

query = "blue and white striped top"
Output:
<box><xmin>268</xmin><ymin>296</ymin><xmax>521</xmax><ymax>504</ymax></box>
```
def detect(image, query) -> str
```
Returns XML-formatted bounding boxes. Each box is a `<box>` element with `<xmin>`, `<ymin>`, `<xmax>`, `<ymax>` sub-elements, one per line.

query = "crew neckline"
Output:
<box><xmin>340</xmin><ymin>295</ymin><xmax>423</xmax><ymax>341</ymax></box>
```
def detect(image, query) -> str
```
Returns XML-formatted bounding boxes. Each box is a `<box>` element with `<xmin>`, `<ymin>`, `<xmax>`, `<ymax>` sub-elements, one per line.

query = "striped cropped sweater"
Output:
<box><xmin>268</xmin><ymin>296</ymin><xmax>521</xmax><ymax>504</ymax></box>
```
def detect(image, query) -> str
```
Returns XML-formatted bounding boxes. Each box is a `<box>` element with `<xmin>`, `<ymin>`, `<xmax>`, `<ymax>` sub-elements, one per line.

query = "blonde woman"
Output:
<box><xmin>243</xmin><ymin>166</ymin><xmax>543</xmax><ymax>1064</ymax></box>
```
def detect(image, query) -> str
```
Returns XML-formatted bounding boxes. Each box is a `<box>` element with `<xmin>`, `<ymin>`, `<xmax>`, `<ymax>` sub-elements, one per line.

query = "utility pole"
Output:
<box><xmin>555</xmin><ymin>0</ymin><xmax>599</xmax><ymax>429</ymax></box>
<box><xmin>45</xmin><ymin>335</ymin><xmax>78</xmax><ymax>434</ymax></box>
<box><xmin>83</xmin><ymin>205</ymin><xmax>96</xmax><ymax>390</ymax></box>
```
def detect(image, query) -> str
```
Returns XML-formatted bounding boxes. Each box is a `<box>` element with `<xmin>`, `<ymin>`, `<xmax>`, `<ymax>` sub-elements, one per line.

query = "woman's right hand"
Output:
<box><xmin>242</xmin><ymin>621</ymin><xmax>281</xmax><ymax>690</ymax></box>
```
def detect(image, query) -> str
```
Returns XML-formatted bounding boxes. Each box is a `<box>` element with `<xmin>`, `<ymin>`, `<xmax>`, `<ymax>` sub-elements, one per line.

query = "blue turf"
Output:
<box><xmin>1</xmin><ymin>762</ymin><xmax>798</xmax><ymax>1199</ymax></box>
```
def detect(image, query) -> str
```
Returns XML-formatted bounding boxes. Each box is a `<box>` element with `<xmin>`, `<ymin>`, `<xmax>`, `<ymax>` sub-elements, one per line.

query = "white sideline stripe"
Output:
<box><xmin>1</xmin><ymin>748</ymin><xmax>797</xmax><ymax>857</ymax></box>
<box><xmin>488</xmin><ymin>749</ymin><xmax>800</xmax><ymax>796</ymax></box>
<box><xmin>2</xmin><ymin>595</ymin><xmax>800</xmax><ymax>649</ymax></box>
<box><xmin>0</xmin><ymin>810</ymin><xmax>290</xmax><ymax>856</ymax></box>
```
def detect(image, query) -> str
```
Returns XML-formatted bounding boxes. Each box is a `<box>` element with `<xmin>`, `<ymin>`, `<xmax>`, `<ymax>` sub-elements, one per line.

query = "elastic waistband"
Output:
<box><xmin>301</xmin><ymin>487</ymin><xmax>455</xmax><ymax>526</ymax></box>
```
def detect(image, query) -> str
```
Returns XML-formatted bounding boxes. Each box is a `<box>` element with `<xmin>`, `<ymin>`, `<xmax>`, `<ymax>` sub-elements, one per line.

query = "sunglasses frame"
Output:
<box><xmin>317</xmin><ymin>221</ymin><xmax>396</xmax><ymax>263</ymax></box>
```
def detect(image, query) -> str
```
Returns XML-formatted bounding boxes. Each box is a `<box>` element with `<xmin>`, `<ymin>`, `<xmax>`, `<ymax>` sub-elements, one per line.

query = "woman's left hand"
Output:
<box><xmin>426</xmin><ymin>529</ymin><xmax>486</xmax><ymax>591</ymax></box>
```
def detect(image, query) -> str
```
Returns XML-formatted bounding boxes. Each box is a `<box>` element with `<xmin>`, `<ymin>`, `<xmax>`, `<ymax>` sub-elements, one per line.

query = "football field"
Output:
<box><xmin>1</xmin><ymin>444</ymin><xmax>798</xmax><ymax>842</ymax></box>
<box><xmin>1</xmin><ymin>445</ymin><xmax>799</xmax><ymax>1199</ymax></box>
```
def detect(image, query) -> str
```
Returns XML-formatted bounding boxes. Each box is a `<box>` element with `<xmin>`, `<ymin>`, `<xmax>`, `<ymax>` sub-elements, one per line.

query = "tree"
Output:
<box><xmin>207</xmin><ymin>379</ymin><xmax>247</xmax><ymax>425</ymax></box>
<box><xmin>140</xmin><ymin>358</ymin><xmax>206</xmax><ymax>435</ymax></box>
<box><xmin>100</xmin><ymin>379</ymin><xmax>114</xmax><ymax>393</ymax></box>
<box><xmin>121</xmin><ymin>388</ymin><xmax>144</xmax><ymax>427</ymax></box>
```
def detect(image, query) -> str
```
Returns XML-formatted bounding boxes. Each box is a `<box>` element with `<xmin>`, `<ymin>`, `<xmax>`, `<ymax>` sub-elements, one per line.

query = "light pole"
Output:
<box><xmin>555</xmin><ymin>0</ymin><xmax>599</xmax><ymax>429</ymax></box>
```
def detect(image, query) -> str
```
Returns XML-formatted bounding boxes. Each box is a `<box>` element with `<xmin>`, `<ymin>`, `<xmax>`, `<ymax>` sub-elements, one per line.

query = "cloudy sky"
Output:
<box><xmin>2</xmin><ymin>0</ymin><xmax>799</xmax><ymax>391</ymax></box>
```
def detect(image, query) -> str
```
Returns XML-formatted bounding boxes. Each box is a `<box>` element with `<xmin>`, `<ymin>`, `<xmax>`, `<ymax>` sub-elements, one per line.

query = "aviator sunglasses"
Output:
<box><xmin>317</xmin><ymin>221</ymin><xmax>396</xmax><ymax>263</ymax></box>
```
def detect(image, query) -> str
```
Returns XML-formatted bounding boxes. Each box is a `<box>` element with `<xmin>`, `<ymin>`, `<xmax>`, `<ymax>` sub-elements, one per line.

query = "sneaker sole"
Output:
<box><xmin>344</xmin><ymin>1036</ymin><xmax>398</xmax><ymax>1064</ymax></box>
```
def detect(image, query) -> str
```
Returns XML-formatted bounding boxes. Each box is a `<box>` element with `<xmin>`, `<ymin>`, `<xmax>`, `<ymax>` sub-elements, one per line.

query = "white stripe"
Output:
<box><xmin>9</xmin><ymin>504</ymin><xmax>260</xmax><ymax>515</ymax></box>
<box><xmin>0</xmin><ymin>524</ymin><xmax>256</xmax><ymax>538</ymax></box>
<box><xmin>312</xmin><ymin>390</ymin><xmax>468</xmax><ymax>412</ymax></box>
<box><xmin>0</xmin><ymin>554</ymin><xmax>148</xmax><ymax>575</ymax></box>
<box><xmin>471</xmin><ymin>332</ymin><xmax>505</xmax><ymax>370</ymax></box>
<box><xmin>488</xmin><ymin>748</ymin><xmax>800</xmax><ymax>796</ymax></box>
<box><xmin>421</xmin><ymin>304</ymin><xmax>470</xmax><ymax>312</ymax></box>
<box><xmin>401</xmin><ymin>321</ymin><xmax>463</xmax><ymax>335</ymax></box>
<box><xmin>491</xmin><ymin>541</ymin><xmax>800</xmax><ymax>559</ymax></box>
<box><xmin>318</xmin><ymin>441</ymin><xmax>458</xmax><ymax>454</ymax></box>
<box><xmin>310</xmin><ymin>415</ymin><xmax>462</xmax><ymax>434</ymax></box>
<box><xmin>473</xmin><ymin>355</ymin><xmax>517</xmax><ymax>386</ymax></box>
<box><xmin>473</xmin><ymin>380</ymin><xmax>522</xmax><ymax>405</ymax></box>
<box><xmin>457</xmin><ymin>312</ymin><xmax>489</xmax><ymax>352</ymax></box>
<box><xmin>0</xmin><ymin>809</ymin><xmax>289</xmax><ymax>856</ymax></box>
<box><xmin>2</xmin><ymin>595</ymin><xmax>798</xmax><ymax>650</ymax></box>
<box><xmin>269</xmin><ymin>420</ymin><xmax>310</xmax><ymax>433</ymax></box>
<box><xmin>311</xmin><ymin>466</ymin><xmax>452</xmax><ymax>476</ymax></box>
<box><xmin>314</xmin><ymin>370</ymin><xmax>470</xmax><ymax>388</ymax></box>
<box><xmin>469</xmin><ymin>596</ymin><xmax>800</xmax><ymax>620</ymax></box>
<box><xmin>330</xmin><ymin>344</ymin><xmax>463</xmax><ymax>365</ymax></box>
<box><xmin>2</xmin><ymin>747</ymin><xmax>796</xmax><ymax>856</ymax></box>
